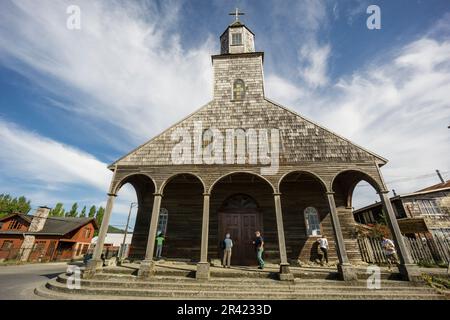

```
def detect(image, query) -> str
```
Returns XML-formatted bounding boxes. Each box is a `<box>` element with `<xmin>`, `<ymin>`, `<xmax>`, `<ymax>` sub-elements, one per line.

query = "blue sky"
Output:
<box><xmin>0</xmin><ymin>0</ymin><xmax>449</xmax><ymax>230</ymax></box>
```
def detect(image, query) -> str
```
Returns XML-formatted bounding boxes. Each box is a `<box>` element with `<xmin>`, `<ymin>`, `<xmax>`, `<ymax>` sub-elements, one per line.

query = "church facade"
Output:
<box><xmin>86</xmin><ymin>18</ymin><xmax>419</xmax><ymax>281</ymax></box>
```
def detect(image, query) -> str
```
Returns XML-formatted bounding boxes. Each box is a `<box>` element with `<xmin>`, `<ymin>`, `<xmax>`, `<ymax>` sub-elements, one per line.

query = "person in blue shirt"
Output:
<box><xmin>222</xmin><ymin>233</ymin><xmax>233</xmax><ymax>268</ymax></box>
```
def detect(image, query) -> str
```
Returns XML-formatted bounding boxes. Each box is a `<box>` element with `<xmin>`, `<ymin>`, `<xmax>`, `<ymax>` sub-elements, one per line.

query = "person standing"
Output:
<box><xmin>381</xmin><ymin>236</ymin><xmax>398</xmax><ymax>270</ymax></box>
<box><xmin>317</xmin><ymin>235</ymin><xmax>329</xmax><ymax>265</ymax></box>
<box><xmin>252</xmin><ymin>231</ymin><xmax>265</xmax><ymax>269</ymax></box>
<box><xmin>155</xmin><ymin>232</ymin><xmax>165</xmax><ymax>260</ymax></box>
<box><xmin>222</xmin><ymin>233</ymin><xmax>233</xmax><ymax>268</ymax></box>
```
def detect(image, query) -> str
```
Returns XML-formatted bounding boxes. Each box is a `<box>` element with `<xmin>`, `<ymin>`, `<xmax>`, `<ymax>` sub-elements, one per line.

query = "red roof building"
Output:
<box><xmin>0</xmin><ymin>206</ymin><xmax>98</xmax><ymax>262</ymax></box>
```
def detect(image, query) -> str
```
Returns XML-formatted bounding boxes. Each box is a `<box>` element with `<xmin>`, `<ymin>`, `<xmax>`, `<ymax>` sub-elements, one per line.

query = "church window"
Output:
<box><xmin>231</xmin><ymin>33</ymin><xmax>242</xmax><ymax>45</ymax></box>
<box><xmin>233</xmin><ymin>79</ymin><xmax>245</xmax><ymax>100</ymax></box>
<box><xmin>157</xmin><ymin>208</ymin><xmax>169</xmax><ymax>235</ymax></box>
<box><xmin>8</xmin><ymin>220</ymin><xmax>22</xmax><ymax>230</ymax></box>
<box><xmin>304</xmin><ymin>207</ymin><xmax>321</xmax><ymax>236</ymax></box>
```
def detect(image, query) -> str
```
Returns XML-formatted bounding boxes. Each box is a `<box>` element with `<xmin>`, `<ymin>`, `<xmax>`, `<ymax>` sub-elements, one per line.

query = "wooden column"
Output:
<box><xmin>379</xmin><ymin>190</ymin><xmax>420</xmax><ymax>280</ymax></box>
<box><xmin>326</xmin><ymin>192</ymin><xmax>357</xmax><ymax>281</ymax></box>
<box><xmin>375</xmin><ymin>165</ymin><xmax>420</xmax><ymax>281</ymax></box>
<box><xmin>86</xmin><ymin>193</ymin><xmax>117</xmax><ymax>274</ymax></box>
<box><xmin>273</xmin><ymin>193</ymin><xmax>293</xmax><ymax>280</ymax></box>
<box><xmin>197</xmin><ymin>193</ymin><xmax>210</xmax><ymax>279</ymax></box>
<box><xmin>138</xmin><ymin>193</ymin><xmax>162</xmax><ymax>278</ymax></box>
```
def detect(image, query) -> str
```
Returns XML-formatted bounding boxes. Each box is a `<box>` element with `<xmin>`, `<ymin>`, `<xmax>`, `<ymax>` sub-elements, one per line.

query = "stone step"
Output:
<box><xmin>99</xmin><ymin>267</ymin><xmax>403</xmax><ymax>281</ymax></box>
<box><xmin>42</xmin><ymin>279</ymin><xmax>444</xmax><ymax>300</ymax></box>
<box><xmin>91</xmin><ymin>272</ymin><xmax>411</xmax><ymax>287</ymax></box>
<box><xmin>81</xmin><ymin>273</ymin><xmax>425</xmax><ymax>287</ymax></box>
<box><xmin>58</xmin><ymin>275</ymin><xmax>436</xmax><ymax>293</ymax></box>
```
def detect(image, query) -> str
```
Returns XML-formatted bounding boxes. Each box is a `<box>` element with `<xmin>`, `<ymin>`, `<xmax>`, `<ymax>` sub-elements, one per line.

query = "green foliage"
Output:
<box><xmin>88</xmin><ymin>205</ymin><xmax>96</xmax><ymax>218</ymax></box>
<box><xmin>50</xmin><ymin>202</ymin><xmax>65</xmax><ymax>217</ymax></box>
<box><xmin>422</xmin><ymin>274</ymin><xmax>450</xmax><ymax>290</ymax></box>
<box><xmin>95</xmin><ymin>206</ymin><xmax>105</xmax><ymax>226</ymax></box>
<box><xmin>108</xmin><ymin>225</ymin><xmax>125</xmax><ymax>233</ymax></box>
<box><xmin>66</xmin><ymin>202</ymin><xmax>79</xmax><ymax>217</ymax></box>
<box><xmin>79</xmin><ymin>206</ymin><xmax>87</xmax><ymax>218</ymax></box>
<box><xmin>0</xmin><ymin>194</ymin><xmax>32</xmax><ymax>216</ymax></box>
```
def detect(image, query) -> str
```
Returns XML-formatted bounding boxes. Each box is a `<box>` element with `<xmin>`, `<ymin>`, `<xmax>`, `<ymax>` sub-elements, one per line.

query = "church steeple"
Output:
<box><xmin>212</xmin><ymin>10</ymin><xmax>264</xmax><ymax>102</ymax></box>
<box><xmin>220</xmin><ymin>8</ymin><xmax>255</xmax><ymax>54</ymax></box>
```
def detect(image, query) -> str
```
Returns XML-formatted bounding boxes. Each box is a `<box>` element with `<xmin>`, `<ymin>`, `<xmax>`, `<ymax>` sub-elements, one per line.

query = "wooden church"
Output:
<box><xmin>86</xmin><ymin>13</ymin><xmax>419</xmax><ymax>282</ymax></box>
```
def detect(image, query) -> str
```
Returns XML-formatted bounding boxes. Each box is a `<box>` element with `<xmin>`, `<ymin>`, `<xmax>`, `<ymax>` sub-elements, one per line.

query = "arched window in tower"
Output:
<box><xmin>304</xmin><ymin>207</ymin><xmax>321</xmax><ymax>236</ymax></box>
<box><xmin>233</xmin><ymin>79</ymin><xmax>245</xmax><ymax>100</ymax></box>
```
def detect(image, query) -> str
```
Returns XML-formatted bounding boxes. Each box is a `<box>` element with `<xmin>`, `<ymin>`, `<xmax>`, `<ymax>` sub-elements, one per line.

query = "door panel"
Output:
<box><xmin>219</xmin><ymin>210</ymin><xmax>261</xmax><ymax>266</ymax></box>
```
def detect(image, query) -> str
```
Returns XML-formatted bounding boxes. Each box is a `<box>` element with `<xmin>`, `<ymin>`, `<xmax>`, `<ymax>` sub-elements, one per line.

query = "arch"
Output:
<box><xmin>112</xmin><ymin>172</ymin><xmax>157</xmax><ymax>195</ymax></box>
<box><xmin>278</xmin><ymin>170</ymin><xmax>328</xmax><ymax>193</ymax></box>
<box><xmin>160</xmin><ymin>173</ymin><xmax>206</xmax><ymax>194</ymax></box>
<box><xmin>209</xmin><ymin>171</ymin><xmax>276</xmax><ymax>194</ymax></box>
<box><xmin>219</xmin><ymin>193</ymin><xmax>260</xmax><ymax>211</ymax></box>
<box><xmin>331</xmin><ymin>168</ymin><xmax>383</xmax><ymax>194</ymax></box>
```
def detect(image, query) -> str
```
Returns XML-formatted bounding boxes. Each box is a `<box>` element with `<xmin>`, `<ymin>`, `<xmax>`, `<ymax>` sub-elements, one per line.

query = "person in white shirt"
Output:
<box><xmin>317</xmin><ymin>235</ymin><xmax>329</xmax><ymax>265</ymax></box>
<box><xmin>381</xmin><ymin>236</ymin><xmax>398</xmax><ymax>270</ymax></box>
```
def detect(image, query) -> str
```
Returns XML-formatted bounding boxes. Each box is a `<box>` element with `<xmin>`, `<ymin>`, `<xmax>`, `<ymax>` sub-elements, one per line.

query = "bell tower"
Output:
<box><xmin>220</xmin><ymin>8</ymin><xmax>255</xmax><ymax>54</ymax></box>
<box><xmin>213</xmin><ymin>9</ymin><xmax>264</xmax><ymax>102</ymax></box>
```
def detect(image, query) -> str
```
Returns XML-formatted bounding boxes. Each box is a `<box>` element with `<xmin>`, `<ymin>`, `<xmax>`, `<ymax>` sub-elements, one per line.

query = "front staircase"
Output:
<box><xmin>34</xmin><ymin>263</ymin><xmax>446</xmax><ymax>300</ymax></box>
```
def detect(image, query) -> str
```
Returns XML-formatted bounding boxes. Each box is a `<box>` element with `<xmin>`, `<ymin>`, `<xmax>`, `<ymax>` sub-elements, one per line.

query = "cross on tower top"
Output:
<box><xmin>229</xmin><ymin>8</ymin><xmax>245</xmax><ymax>22</ymax></box>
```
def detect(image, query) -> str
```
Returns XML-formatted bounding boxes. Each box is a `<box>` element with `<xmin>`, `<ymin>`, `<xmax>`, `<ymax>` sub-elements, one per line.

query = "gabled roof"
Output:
<box><xmin>0</xmin><ymin>213</ymin><xmax>98</xmax><ymax>236</ymax></box>
<box><xmin>110</xmin><ymin>98</ymin><xmax>387</xmax><ymax>169</ymax></box>
<box><xmin>38</xmin><ymin>216</ymin><xmax>98</xmax><ymax>235</ymax></box>
<box><xmin>0</xmin><ymin>213</ymin><xmax>32</xmax><ymax>224</ymax></box>
<box><xmin>416</xmin><ymin>180</ymin><xmax>450</xmax><ymax>192</ymax></box>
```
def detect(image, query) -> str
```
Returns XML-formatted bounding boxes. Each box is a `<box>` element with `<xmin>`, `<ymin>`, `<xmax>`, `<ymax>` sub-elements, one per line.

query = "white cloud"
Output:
<box><xmin>0</xmin><ymin>119</ymin><xmax>111</xmax><ymax>190</ymax></box>
<box><xmin>266</xmin><ymin>35</ymin><xmax>450</xmax><ymax>208</ymax></box>
<box><xmin>0</xmin><ymin>118</ymin><xmax>137</xmax><ymax>224</ymax></box>
<box><xmin>298</xmin><ymin>41</ymin><xmax>331</xmax><ymax>87</ymax></box>
<box><xmin>0</xmin><ymin>0</ymin><xmax>214</xmax><ymax>145</ymax></box>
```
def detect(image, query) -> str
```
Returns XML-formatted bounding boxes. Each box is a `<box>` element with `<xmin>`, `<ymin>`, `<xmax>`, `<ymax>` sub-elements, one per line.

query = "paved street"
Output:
<box><xmin>0</xmin><ymin>262</ymin><xmax>68</xmax><ymax>299</ymax></box>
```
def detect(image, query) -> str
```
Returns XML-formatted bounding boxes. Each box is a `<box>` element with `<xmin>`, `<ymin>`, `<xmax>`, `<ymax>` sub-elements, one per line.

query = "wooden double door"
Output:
<box><xmin>218</xmin><ymin>210</ymin><xmax>261</xmax><ymax>266</ymax></box>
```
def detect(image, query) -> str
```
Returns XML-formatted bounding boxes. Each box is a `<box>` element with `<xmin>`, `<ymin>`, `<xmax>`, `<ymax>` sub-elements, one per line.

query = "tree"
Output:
<box><xmin>16</xmin><ymin>196</ymin><xmax>31</xmax><ymax>214</ymax></box>
<box><xmin>50</xmin><ymin>203</ymin><xmax>65</xmax><ymax>217</ymax></box>
<box><xmin>0</xmin><ymin>194</ymin><xmax>32</xmax><ymax>217</ymax></box>
<box><xmin>67</xmin><ymin>203</ymin><xmax>79</xmax><ymax>217</ymax></box>
<box><xmin>88</xmin><ymin>205</ymin><xmax>96</xmax><ymax>218</ymax></box>
<box><xmin>79</xmin><ymin>206</ymin><xmax>87</xmax><ymax>218</ymax></box>
<box><xmin>95</xmin><ymin>206</ymin><xmax>105</xmax><ymax>227</ymax></box>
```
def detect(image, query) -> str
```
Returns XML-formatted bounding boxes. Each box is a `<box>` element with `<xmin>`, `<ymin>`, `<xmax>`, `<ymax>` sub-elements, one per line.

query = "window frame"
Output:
<box><xmin>231</xmin><ymin>32</ymin><xmax>242</xmax><ymax>45</ymax></box>
<box><xmin>417</xmin><ymin>199</ymin><xmax>442</xmax><ymax>216</ymax></box>
<box><xmin>232</xmin><ymin>79</ymin><xmax>246</xmax><ymax>101</ymax></box>
<box><xmin>157</xmin><ymin>208</ymin><xmax>169</xmax><ymax>235</ymax></box>
<box><xmin>304</xmin><ymin>207</ymin><xmax>321</xmax><ymax>236</ymax></box>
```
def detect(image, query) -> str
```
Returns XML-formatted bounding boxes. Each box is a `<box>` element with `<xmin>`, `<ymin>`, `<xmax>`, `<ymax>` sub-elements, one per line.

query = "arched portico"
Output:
<box><xmin>85</xmin><ymin>171</ymin><xmax>157</xmax><ymax>276</ymax></box>
<box><xmin>197</xmin><ymin>172</ymin><xmax>292</xmax><ymax>280</ymax></box>
<box><xmin>332</xmin><ymin>168</ymin><xmax>420</xmax><ymax>281</ymax></box>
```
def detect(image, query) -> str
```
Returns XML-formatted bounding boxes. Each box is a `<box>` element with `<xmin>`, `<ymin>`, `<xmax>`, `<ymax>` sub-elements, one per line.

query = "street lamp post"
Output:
<box><xmin>119</xmin><ymin>202</ymin><xmax>137</xmax><ymax>264</ymax></box>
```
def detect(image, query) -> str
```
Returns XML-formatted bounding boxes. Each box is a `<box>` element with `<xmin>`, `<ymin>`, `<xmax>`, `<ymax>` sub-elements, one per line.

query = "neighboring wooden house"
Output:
<box><xmin>0</xmin><ymin>206</ymin><xmax>98</xmax><ymax>262</ymax></box>
<box><xmin>354</xmin><ymin>180</ymin><xmax>450</xmax><ymax>239</ymax></box>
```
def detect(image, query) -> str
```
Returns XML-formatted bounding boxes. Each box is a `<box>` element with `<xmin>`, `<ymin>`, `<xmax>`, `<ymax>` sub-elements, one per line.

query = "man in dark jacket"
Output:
<box><xmin>252</xmin><ymin>230</ymin><xmax>265</xmax><ymax>269</ymax></box>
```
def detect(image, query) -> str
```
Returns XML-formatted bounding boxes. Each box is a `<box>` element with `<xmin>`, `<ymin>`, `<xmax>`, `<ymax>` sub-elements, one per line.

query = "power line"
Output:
<box><xmin>354</xmin><ymin>170</ymin><xmax>449</xmax><ymax>188</ymax></box>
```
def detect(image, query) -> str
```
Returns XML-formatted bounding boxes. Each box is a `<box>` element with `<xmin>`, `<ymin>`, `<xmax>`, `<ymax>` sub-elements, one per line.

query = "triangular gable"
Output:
<box><xmin>110</xmin><ymin>99</ymin><xmax>387</xmax><ymax>168</ymax></box>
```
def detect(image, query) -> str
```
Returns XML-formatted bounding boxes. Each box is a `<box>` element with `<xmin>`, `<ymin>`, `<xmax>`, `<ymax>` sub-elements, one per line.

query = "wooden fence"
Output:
<box><xmin>357</xmin><ymin>235</ymin><xmax>450</xmax><ymax>266</ymax></box>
